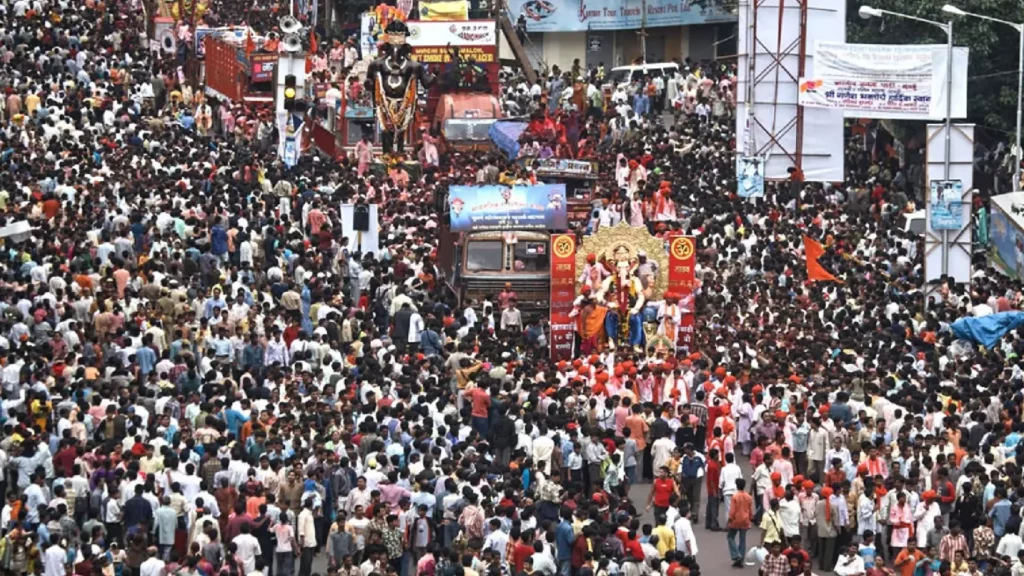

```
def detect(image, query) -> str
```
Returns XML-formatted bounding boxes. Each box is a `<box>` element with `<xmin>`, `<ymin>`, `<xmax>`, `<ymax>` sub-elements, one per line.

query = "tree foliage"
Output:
<box><xmin>845</xmin><ymin>0</ymin><xmax>1024</xmax><ymax>138</ymax></box>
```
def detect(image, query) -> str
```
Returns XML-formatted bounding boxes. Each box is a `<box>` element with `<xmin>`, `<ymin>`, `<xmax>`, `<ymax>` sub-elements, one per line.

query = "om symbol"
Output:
<box><xmin>671</xmin><ymin>237</ymin><xmax>694</xmax><ymax>261</ymax></box>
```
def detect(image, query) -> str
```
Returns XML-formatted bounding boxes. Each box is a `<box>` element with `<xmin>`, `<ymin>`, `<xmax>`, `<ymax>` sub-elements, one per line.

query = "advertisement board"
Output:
<box><xmin>412</xmin><ymin>45</ymin><xmax>496</xmax><ymax>64</ymax></box>
<box><xmin>527</xmin><ymin>158</ymin><xmax>598</xmax><ymax>180</ymax></box>
<box><xmin>448</xmin><ymin>185</ymin><xmax>568</xmax><ymax>232</ymax></box>
<box><xmin>417</xmin><ymin>0</ymin><xmax>469</xmax><ymax>20</ymax></box>
<box><xmin>507</xmin><ymin>0</ymin><xmax>735</xmax><ymax>32</ymax></box>
<box><xmin>929</xmin><ymin>179</ymin><xmax>964</xmax><ymax>231</ymax></box>
<box><xmin>250</xmin><ymin>53</ymin><xmax>278</xmax><ymax>82</ymax></box>
<box><xmin>989</xmin><ymin>204</ymin><xmax>1023</xmax><ymax>279</ymax></box>
<box><xmin>406</xmin><ymin>21</ymin><xmax>496</xmax><ymax>47</ymax></box>
<box><xmin>195</xmin><ymin>27</ymin><xmax>217</xmax><ymax>57</ymax></box>
<box><xmin>360</xmin><ymin>13</ymin><xmax>379</xmax><ymax>61</ymax></box>
<box><xmin>667</xmin><ymin>234</ymin><xmax>697</xmax><ymax>352</ymax></box>
<box><xmin>798</xmin><ymin>42</ymin><xmax>969</xmax><ymax>121</ymax></box>
<box><xmin>737</xmin><ymin>156</ymin><xmax>765</xmax><ymax>198</ymax></box>
<box><xmin>550</xmin><ymin>234</ymin><xmax>577</xmax><ymax>361</ymax></box>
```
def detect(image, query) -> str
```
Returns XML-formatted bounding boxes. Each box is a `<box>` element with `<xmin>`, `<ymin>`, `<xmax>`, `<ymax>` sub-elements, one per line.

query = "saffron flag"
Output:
<box><xmin>245</xmin><ymin>30</ymin><xmax>255</xmax><ymax>58</ymax></box>
<box><xmin>803</xmin><ymin>236</ymin><xmax>842</xmax><ymax>283</ymax></box>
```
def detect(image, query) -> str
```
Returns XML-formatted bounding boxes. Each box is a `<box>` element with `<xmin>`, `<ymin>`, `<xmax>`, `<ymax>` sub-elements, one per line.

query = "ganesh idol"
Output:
<box><xmin>596</xmin><ymin>243</ymin><xmax>646</xmax><ymax>350</ymax></box>
<box><xmin>364</xmin><ymin>19</ymin><xmax>434</xmax><ymax>157</ymax></box>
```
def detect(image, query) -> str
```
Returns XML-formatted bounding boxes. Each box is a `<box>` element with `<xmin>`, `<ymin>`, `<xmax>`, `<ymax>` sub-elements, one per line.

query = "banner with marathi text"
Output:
<box><xmin>798</xmin><ymin>42</ymin><xmax>968</xmax><ymax>121</ymax></box>
<box><xmin>550</xmin><ymin>234</ymin><xmax>577</xmax><ymax>361</ymax></box>
<box><xmin>667</xmin><ymin>234</ymin><xmax>696</xmax><ymax>352</ymax></box>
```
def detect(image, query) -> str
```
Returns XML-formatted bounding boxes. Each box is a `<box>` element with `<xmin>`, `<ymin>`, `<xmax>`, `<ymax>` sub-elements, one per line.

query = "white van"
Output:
<box><xmin>901</xmin><ymin>209</ymin><xmax>926</xmax><ymax>236</ymax></box>
<box><xmin>608</xmin><ymin>62</ymin><xmax>681</xmax><ymax>89</ymax></box>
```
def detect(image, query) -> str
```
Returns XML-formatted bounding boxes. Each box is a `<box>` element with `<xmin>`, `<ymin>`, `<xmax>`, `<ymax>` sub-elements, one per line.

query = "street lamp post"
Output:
<box><xmin>860</xmin><ymin>6</ymin><xmax>954</xmax><ymax>275</ymax></box>
<box><xmin>943</xmin><ymin>4</ymin><xmax>1024</xmax><ymax>192</ymax></box>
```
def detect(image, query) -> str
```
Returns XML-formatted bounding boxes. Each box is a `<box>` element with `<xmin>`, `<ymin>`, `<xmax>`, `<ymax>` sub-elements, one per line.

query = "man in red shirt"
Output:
<box><xmin>645</xmin><ymin>466</ymin><xmax>679</xmax><ymax>517</ymax></box>
<box><xmin>727</xmin><ymin>478</ymin><xmax>754</xmax><ymax>567</ymax></box>
<box><xmin>511</xmin><ymin>527</ymin><xmax>536</xmax><ymax>573</ymax></box>
<box><xmin>705</xmin><ymin>448</ymin><xmax>722</xmax><ymax>531</ymax></box>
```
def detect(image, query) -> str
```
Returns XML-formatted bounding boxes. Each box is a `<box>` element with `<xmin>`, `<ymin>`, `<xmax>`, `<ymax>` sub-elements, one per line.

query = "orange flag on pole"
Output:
<box><xmin>803</xmin><ymin>236</ymin><xmax>842</xmax><ymax>283</ymax></box>
<box><xmin>245</xmin><ymin>29</ymin><xmax>255</xmax><ymax>58</ymax></box>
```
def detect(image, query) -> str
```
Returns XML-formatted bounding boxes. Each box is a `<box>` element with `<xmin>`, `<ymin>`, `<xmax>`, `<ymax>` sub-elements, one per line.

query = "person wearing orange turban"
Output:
<box><xmin>770</xmin><ymin>472</ymin><xmax>785</xmax><ymax>503</ymax></box>
<box><xmin>821</xmin><ymin>487</ymin><xmax>834</xmax><ymax>519</ymax></box>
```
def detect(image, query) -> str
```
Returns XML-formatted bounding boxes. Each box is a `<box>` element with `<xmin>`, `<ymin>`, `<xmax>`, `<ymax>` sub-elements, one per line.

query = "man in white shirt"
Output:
<box><xmin>532</xmin><ymin>428</ymin><xmax>555</xmax><ymax>476</ymax></box>
<box><xmin>997</xmin><ymin>530</ymin><xmax>1024</xmax><ymax>560</ymax></box>
<box><xmin>673</xmin><ymin>506</ymin><xmax>699</xmax><ymax>556</ymax></box>
<box><xmin>298</xmin><ymin>500</ymin><xmax>318</xmax><ymax>576</ymax></box>
<box><xmin>408</xmin><ymin>310</ymin><xmax>424</xmax><ymax>348</ymax></box>
<box><xmin>42</xmin><ymin>537</ymin><xmax>66</xmax><ymax>576</ymax></box>
<box><xmin>719</xmin><ymin>452</ymin><xmax>743</xmax><ymax>521</ymax></box>
<box><xmin>833</xmin><ymin>544</ymin><xmax>866</xmax><ymax>576</ymax></box>
<box><xmin>139</xmin><ymin>547</ymin><xmax>167</xmax><ymax>576</ymax></box>
<box><xmin>233</xmin><ymin>523</ymin><xmax>262</xmax><ymax>574</ymax></box>
<box><xmin>483</xmin><ymin>518</ymin><xmax>509</xmax><ymax>561</ymax></box>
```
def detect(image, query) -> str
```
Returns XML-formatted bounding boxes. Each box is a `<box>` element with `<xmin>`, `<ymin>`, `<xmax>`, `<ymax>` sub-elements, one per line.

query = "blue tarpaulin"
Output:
<box><xmin>489</xmin><ymin>120</ymin><xmax>527</xmax><ymax>160</ymax></box>
<box><xmin>951</xmin><ymin>311</ymin><xmax>1024</xmax><ymax>349</ymax></box>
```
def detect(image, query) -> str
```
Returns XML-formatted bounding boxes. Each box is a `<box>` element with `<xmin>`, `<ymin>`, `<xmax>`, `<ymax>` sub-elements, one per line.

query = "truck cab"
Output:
<box><xmin>438</xmin><ymin>184</ymin><xmax>567</xmax><ymax>314</ymax></box>
<box><xmin>432</xmin><ymin>93</ymin><xmax>503</xmax><ymax>155</ymax></box>
<box><xmin>459</xmin><ymin>230</ymin><xmax>551</xmax><ymax>311</ymax></box>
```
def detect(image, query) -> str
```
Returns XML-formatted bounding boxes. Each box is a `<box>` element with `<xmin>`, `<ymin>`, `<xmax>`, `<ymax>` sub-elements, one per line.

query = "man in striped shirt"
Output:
<box><xmin>938</xmin><ymin>521</ymin><xmax>969</xmax><ymax>562</ymax></box>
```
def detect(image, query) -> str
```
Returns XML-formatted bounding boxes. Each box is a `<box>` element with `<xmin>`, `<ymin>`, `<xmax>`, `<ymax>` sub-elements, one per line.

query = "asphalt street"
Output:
<box><xmin>628</xmin><ymin>479</ymin><xmax>761</xmax><ymax>575</ymax></box>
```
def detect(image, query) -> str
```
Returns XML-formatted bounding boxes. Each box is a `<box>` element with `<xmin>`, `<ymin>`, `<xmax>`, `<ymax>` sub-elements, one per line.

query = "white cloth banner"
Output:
<box><xmin>798</xmin><ymin>42</ymin><xmax>968</xmax><ymax>120</ymax></box>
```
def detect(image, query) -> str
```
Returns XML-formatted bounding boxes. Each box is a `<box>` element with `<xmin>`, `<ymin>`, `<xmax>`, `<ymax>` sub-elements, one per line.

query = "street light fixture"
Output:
<box><xmin>858</xmin><ymin>6</ymin><xmax>882</xmax><ymax>19</ymax></box>
<box><xmin>942</xmin><ymin>3</ymin><xmax>1024</xmax><ymax>192</ymax></box>
<box><xmin>860</xmin><ymin>5</ymin><xmax>955</xmax><ymax>276</ymax></box>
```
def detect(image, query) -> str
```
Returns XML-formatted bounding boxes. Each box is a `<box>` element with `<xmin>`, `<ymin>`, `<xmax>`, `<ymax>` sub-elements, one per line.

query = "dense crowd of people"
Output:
<box><xmin>3</xmin><ymin>3</ymin><xmax>1024</xmax><ymax>576</ymax></box>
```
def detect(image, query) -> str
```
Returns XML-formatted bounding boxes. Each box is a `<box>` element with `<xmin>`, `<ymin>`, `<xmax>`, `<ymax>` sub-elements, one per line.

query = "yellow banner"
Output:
<box><xmin>417</xmin><ymin>0</ymin><xmax>468</xmax><ymax>20</ymax></box>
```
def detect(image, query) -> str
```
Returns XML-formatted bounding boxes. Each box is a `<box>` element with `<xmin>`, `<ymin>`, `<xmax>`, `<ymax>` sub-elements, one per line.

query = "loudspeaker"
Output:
<box><xmin>353</xmin><ymin>204</ymin><xmax>370</xmax><ymax>232</ymax></box>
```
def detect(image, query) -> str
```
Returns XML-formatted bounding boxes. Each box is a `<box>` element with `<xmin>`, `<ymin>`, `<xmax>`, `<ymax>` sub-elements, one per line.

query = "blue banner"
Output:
<box><xmin>990</xmin><ymin>207</ymin><xmax>1024</xmax><ymax>280</ymax></box>
<box><xmin>449</xmin><ymin>184</ymin><xmax>568</xmax><ymax>232</ymax></box>
<box><xmin>507</xmin><ymin>0</ymin><xmax>735</xmax><ymax>32</ymax></box>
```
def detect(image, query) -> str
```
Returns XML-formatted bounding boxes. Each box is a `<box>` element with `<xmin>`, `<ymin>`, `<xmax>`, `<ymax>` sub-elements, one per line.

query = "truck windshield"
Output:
<box><xmin>466</xmin><ymin>241</ymin><xmax>505</xmax><ymax>271</ymax></box>
<box><xmin>512</xmin><ymin>241</ymin><xmax>549</xmax><ymax>272</ymax></box>
<box><xmin>444</xmin><ymin>119</ymin><xmax>495</xmax><ymax>141</ymax></box>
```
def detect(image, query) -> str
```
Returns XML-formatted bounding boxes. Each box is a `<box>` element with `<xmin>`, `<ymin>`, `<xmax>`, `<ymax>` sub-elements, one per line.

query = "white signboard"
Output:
<box><xmin>406</xmin><ymin>21</ymin><xmax>497</xmax><ymax>47</ymax></box>
<box><xmin>799</xmin><ymin>42</ymin><xmax>968</xmax><ymax>121</ymax></box>
<box><xmin>924</xmin><ymin>123</ymin><xmax>974</xmax><ymax>288</ymax></box>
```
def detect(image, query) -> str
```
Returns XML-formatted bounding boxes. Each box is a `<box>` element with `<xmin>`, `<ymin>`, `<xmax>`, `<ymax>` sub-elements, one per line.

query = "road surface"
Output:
<box><xmin>628</xmin><ymin>480</ymin><xmax>760</xmax><ymax>575</ymax></box>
